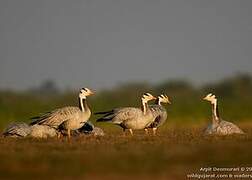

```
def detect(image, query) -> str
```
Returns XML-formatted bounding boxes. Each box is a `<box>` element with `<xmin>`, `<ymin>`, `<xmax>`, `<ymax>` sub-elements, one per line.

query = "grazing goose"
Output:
<box><xmin>203</xmin><ymin>93</ymin><xmax>245</xmax><ymax>135</ymax></box>
<box><xmin>96</xmin><ymin>93</ymin><xmax>156</xmax><ymax>136</ymax></box>
<box><xmin>146</xmin><ymin>94</ymin><xmax>171</xmax><ymax>135</ymax></box>
<box><xmin>30</xmin><ymin>88</ymin><xmax>94</xmax><ymax>139</ymax></box>
<box><xmin>29</xmin><ymin>124</ymin><xmax>59</xmax><ymax>138</ymax></box>
<box><xmin>73</xmin><ymin>121</ymin><xmax>105</xmax><ymax>137</ymax></box>
<box><xmin>3</xmin><ymin>122</ymin><xmax>59</xmax><ymax>138</ymax></box>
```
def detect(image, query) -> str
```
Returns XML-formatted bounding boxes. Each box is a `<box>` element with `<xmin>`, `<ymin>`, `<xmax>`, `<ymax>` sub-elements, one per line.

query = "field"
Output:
<box><xmin>1</xmin><ymin>122</ymin><xmax>252</xmax><ymax>180</ymax></box>
<box><xmin>0</xmin><ymin>75</ymin><xmax>252</xmax><ymax>179</ymax></box>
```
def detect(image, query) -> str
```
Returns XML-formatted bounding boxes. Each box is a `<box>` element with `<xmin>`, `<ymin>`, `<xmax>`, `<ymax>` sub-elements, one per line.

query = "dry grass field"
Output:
<box><xmin>0</xmin><ymin>122</ymin><xmax>252</xmax><ymax>180</ymax></box>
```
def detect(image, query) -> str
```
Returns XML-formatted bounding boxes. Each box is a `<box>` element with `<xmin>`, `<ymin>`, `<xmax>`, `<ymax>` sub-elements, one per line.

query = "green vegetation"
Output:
<box><xmin>0</xmin><ymin>74</ymin><xmax>251</xmax><ymax>129</ymax></box>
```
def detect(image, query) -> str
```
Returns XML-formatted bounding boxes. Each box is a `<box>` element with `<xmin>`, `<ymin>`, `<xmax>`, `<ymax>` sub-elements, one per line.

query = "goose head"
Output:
<box><xmin>79</xmin><ymin>88</ymin><xmax>95</xmax><ymax>99</ymax></box>
<box><xmin>203</xmin><ymin>93</ymin><xmax>217</xmax><ymax>104</ymax></box>
<box><xmin>141</xmin><ymin>93</ymin><xmax>157</xmax><ymax>103</ymax></box>
<box><xmin>157</xmin><ymin>94</ymin><xmax>171</xmax><ymax>105</ymax></box>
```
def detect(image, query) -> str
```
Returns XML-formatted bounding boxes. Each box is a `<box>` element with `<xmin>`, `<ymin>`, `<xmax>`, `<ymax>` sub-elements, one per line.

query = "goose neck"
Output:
<box><xmin>141</xmin><ymin>99</ymin><xmax>147</xmax><ymax>115</ymax></box>
<box><xmin>211</xmin><ymin>100</ymin><xmax>220</xmax><ymax>124</ymax></box>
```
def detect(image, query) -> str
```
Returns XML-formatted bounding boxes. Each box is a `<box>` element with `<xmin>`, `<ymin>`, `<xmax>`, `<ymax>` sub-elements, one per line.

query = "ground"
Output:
<box><xmin>0</xmin><ymin>122</ymin><xmax>252</xmax><ymax>180</ymax></box>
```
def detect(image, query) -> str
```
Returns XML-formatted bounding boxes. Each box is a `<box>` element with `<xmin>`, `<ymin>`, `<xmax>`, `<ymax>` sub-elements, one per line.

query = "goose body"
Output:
<box><xmin>3</xmin><ymin>122</ymin><xmax>59</xmax><ymax>138</ymax></box>
<box><xmin>203</xmin><ymin>93</ymin><xmax>244</xmax><ymax>135</ymax></box>
<box><xmin>29</xmin><ymin>124</ymin><xmax>58</xmax><ymax>138</ymax></box>
<box><xmin>30</xmin><ymin>88</ymin><xmax>94</xmax><ymax>138</ymax></box>
<box><xmin>32</xmin><ymin>107</ymin><xmax>90</xmax><ymax>129</ymax></box>
<box><xmin>75</xmin><ymin>121</ymin><xmax>105</xmax><ymax>137</ymax></box>
<box><xmin>146</xmin><ymin>94</ymin><xmax>171</xmax><ymax>135</ymax></box>
<box><xmin>111</xmin><ymin>107</ymin><xmax>154</xmax><ymax>129</ymax></box>
<box><xmin>149</xmin><ymin>105</ymin><xmax>167</xmax><ymax>127</ymax></box>
<box><xmin>3</xmin><ymin>122</ymin><xmax>31</xmax><ymax>137</ymax></box>
<box><xmin>96</xmin><ymin>93</ymin><xmax>156</xmax><ymax>135</ymax></box>
<box><xmin>205</xmin><ymin>119</ymin><xmax>244</xmax><ymax>135</ymax></box>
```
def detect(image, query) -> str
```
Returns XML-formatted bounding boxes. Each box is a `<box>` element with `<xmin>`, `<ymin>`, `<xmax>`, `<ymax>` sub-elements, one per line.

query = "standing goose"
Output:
<box><xmin>30</xmin><ymin>88</ymin><xmax>94</xmax><ymax>138</ymax></box>
<box><xmin>145</xmin><ymin>94</ymin><xmax>171</xmax><ymax>135</ymax></box>
<box><xmin>203</xmin><ymin>93</ymin><xmax>245</xmax><ymax>135</ymax></box>
<box><xmin>96</xmin><ymin>93</ymin><xmax>156</xmax><ymax>136</ymax></box>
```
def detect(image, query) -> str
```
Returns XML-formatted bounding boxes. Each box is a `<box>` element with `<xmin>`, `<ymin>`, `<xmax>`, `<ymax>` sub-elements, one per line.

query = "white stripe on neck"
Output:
<box><xmin>212</xmin><ymin>99</ymin><xmax>219</xmax><ymax>120</ymax></box>
<box><xmin>142</xmin><ymin>99</ymin><xmax>147</xmax><ymax>115</ymax></box>
<box><xmin>79</xmin><ymin>97</ymin><xmax>85</xmax><ymax>112</ymax></box>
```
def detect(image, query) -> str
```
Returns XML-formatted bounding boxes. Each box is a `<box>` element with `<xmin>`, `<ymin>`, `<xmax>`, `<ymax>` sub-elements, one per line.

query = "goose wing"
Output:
<box><xmin>3</xmin><ymin>122</ymin><xmax>31</xmax><ymax>137</ymax></box>
<box><xmin>30</xmin><ymin>106</ymin><xmax>81</xmax><ymax>128</ymax></box>
<box><xmin>97</xmin><ymin>107</ymin><xmax>143</xmax><ymax>124</ymax></box>
<box><xmin>218</xmin><ymin>120</ymin><xmax>245</xmax><ymax>135</ymax></box>
<box><xmin>112</xmin><ymin>107</ymin><xmax>143</xmax><ymax>124</ymax></box>
<box><xmin>148</xmin><ymin>105</ymin><xmax>167</xmax><ymax>127</ymax></box>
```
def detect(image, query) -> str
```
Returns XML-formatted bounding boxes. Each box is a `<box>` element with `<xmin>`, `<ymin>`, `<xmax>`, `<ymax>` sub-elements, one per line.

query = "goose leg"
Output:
<box><xmin>67</xmin><ymin>129</ymin><xmax>71</xmax><ymax>140</ymax></box>
<box><xmin>129</xmin><ymin>129</ymin><xmax>133</xmax><ymax>136</ymax></box>
<box><xmin>144</xmin><ymin>128</ymin><xmax>149</xmax><ymax>135</ymax></box>
<box><xmin>57</xmin><ymin>132</ymin><xmax>62</xmax><ymax>139</ymax></box>
<box><xmin>152</xmin><ymin>128</ymin><xmax>157</xmax><ymax>136</ymax></box>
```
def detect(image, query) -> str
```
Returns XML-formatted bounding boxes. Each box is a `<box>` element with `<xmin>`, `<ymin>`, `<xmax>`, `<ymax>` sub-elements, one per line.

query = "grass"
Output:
<box><xmin>0</xmin><ymin>122</ymin><xmax>252</xmax><ymax>180</ymax></box>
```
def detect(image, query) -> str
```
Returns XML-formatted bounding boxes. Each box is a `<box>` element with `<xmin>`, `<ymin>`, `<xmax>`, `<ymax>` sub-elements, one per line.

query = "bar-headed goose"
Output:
<box><xmin>96</xmin><ymin>93</ymin><xmax>156</xmax><ymax>136</ymax></box>
<box><xmin>203</xmin><ymin>93</ymin><xmax>245</xmax><ymax>135</ymax></box>
<box><xmin>30</xmin><ymin>88</ymin><xmax>94</xmax><ymax>139</ymax></box>
<box><xmin>146</xmin><ymin>94</ymin><xmax>171</xmax><ymax>135</ymax></box>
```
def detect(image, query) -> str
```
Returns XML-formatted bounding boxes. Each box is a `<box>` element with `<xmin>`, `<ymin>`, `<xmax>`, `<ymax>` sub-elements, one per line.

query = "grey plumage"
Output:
<box><xmin>203</xmin><ymin>93</ymin><xmax>245</xmax><ymax>135</ymax></box>
<box><xmin>2</xmin><ymin>122</ymin><xmax>59</xmax><ymax>138</ymax></box>
<box><xmin>3</xmin><ymin>122</ymin><xmax>31</xmax><ymax>137</ymax></box>
<box><xmin>29</xmin><ymin>124</ymin><xmax>59</xmax><ymax>138</ymax></box>
<box><xmin>30</xmin><ymin>88</ymin><xmax>94</xmax><ymax>138</ymax></box>
<box><xmin>96</xmin><ymin>93</ymin><xmax>157</xmax><ymax>135</ymax></box>
<box><xmin>73</xmin><ymin>121</ymin><xmax>105</xmax><ymax>137</ymax></box>
<box><xmin>205</xmin><ymin>119</ymin><xmax>245</xmax><ymax>135</ymax></box>
<box><xmin>146</xmin><ymin>94</ymin><xmax>171</xmax><ymax>135</ymax></box>
<box><xmin>91</xmin><ymin>127</ymin><xmax>105</xmax><ymax>136</ymax></box>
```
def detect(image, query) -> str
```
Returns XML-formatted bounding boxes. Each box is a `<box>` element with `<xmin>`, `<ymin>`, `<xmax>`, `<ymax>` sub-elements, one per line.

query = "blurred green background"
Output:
<box><xmin>0</xmin><ymin>73</ymin><xmax>251</xmax><ymax>130</ymax></box>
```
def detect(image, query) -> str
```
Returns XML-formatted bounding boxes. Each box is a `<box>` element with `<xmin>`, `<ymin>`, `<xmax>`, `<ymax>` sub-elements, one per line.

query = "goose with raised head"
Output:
<box><xmin>30</xmin><ymin>88</ymin><xmax>94</xmax><ymax>139</ymax></box>
<box><xmin>203</xmin><ymin>93</ymin><xmax>245</xmax><ymax>135</ymax></box>
<box><xmin>145</xmin><ymin>94</ymin><xmax>171</xmax><ymax>135</ymax></box>
<box><xmin>96</xmin><ymin>93</ymin><xmax>156</xmax><ymax>136</ymax></box>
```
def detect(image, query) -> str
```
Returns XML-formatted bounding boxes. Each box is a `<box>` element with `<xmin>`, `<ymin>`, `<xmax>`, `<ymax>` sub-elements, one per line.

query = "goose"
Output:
<box><xmin>73</xmin><ymin>121</ymin><xmax>105</xmax><ymax>137</ymax></box>
<box><xmin>3</xmin><ymin>122</ymin><xmax>31</xmax><ymax>137</ymax></box>
<box><xmin>3</xmin><ymin>122</ymin><xmax>59</xmax><ymax>138</ymax></box>
<box><xmin>30</xmin><ymin>87</ymin><xmax>94</xmax><ymax>139</ymax></box>
<box><xmin>29</xmin><ymin>124</ymin><xmax>59</xmax><ymax>138</ymax></box>
<box><xmin>96</xmin><ymin>93</ymin><xmax>156</xmax><ymax>136</ymax></box>
<box><xmin>145</xmin><ymin>94</ymin><xmax>171</xmax><ymax>135</ymax></box>
<box><xmin>203</xmin><ymin>93</ymin><xmax>245</xmax><ymax>135</ymax></box>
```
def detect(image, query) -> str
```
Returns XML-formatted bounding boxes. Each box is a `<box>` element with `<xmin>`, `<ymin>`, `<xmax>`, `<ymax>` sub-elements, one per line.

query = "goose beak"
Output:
<box><xmin>89</xmin><ymin>91</ymin><xmax>95</xmax><ymax>95</ymax></box>
<box><xmin>152</xmin><ymin>96</ymin><xmax>157</xmax><ymax>100</ymax></box>
<box><xmin>167</xmin><ymin>99</ymin><xmax>171</xmax><ymax>104</ymax></box>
